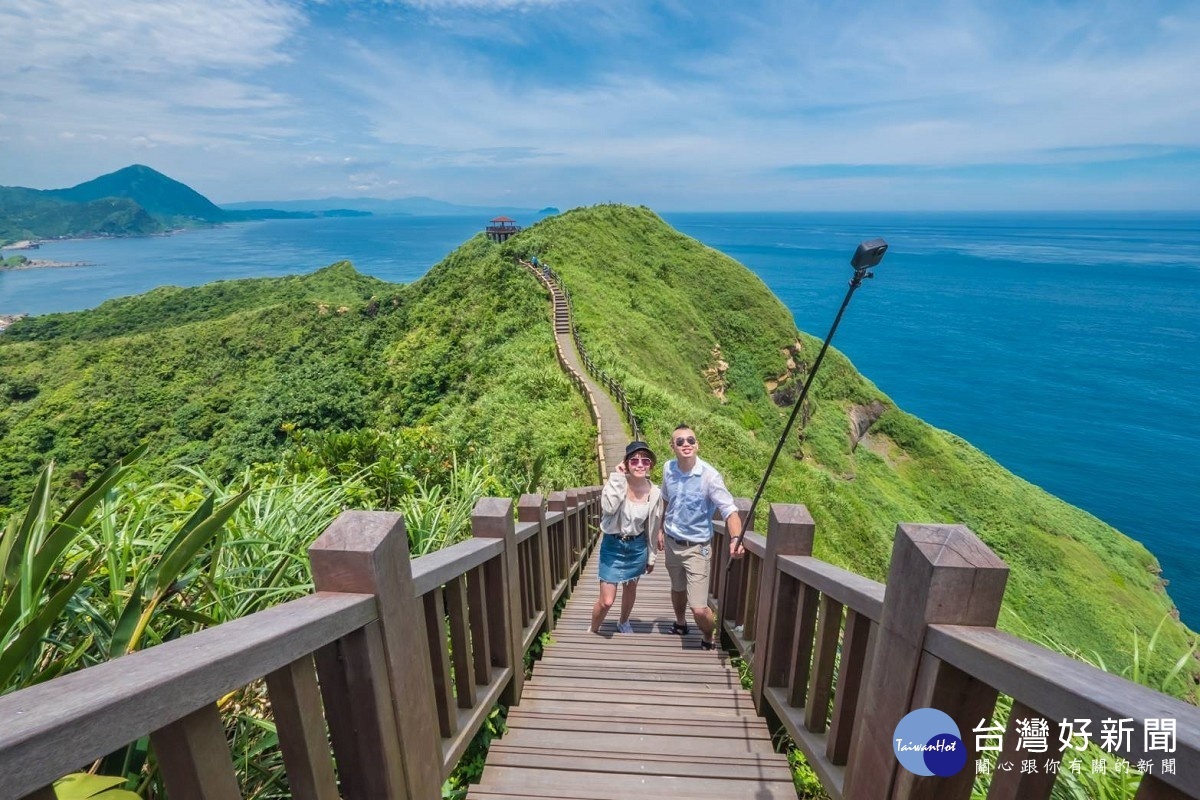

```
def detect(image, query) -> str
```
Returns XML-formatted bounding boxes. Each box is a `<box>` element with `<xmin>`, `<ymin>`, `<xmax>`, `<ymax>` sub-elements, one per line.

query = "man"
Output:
<box><xmin>656</xmin><ymin>423</ymin><xmax>744</xmax><ymax>650</ymax></box>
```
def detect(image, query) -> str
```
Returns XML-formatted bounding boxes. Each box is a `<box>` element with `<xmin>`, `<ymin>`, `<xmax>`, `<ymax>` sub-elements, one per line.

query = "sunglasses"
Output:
<box><xmin>627</xmin><ymin>456</ymin><xmax>653</xmax><ymax>467</ymax></box>
<box><xmin>673</xmin><ymin>436</ymin><xmax>697</xmax><ymax>446</ymax></box>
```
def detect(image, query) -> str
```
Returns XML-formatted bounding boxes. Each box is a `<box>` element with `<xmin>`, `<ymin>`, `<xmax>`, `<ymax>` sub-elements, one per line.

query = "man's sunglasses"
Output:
<box><xmin>627</xmin><ymin>456</ymin><xmax>653</xmax><ymax>467</ymax></box>
<box><xmin>673</xmin><ymin>436</ymin><xmax>697</xmax><ymax>446</ymax></box>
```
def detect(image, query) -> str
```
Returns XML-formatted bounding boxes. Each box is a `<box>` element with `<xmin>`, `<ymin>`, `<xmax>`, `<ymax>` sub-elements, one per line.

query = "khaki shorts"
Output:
<box><xmin>665</xmin><ymin>536</ymin><xmax>711</xmax><ymax>611</ymax></box>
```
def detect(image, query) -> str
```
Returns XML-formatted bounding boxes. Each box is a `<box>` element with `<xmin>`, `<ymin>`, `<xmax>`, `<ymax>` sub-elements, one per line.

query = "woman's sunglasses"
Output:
<box><xmin>673</xmin><ymin>436</ymin><xmax>697</xmax><ymax>446</ymax></box>
<box><xmin>627</xmin><ymin>456</ymin><xmax>653</xmax><ymax>467</ymax></box>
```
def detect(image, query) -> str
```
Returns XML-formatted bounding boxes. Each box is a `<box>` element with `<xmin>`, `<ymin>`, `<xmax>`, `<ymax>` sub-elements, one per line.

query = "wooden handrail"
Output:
<box><xmin>0</xmin><ymin>592</ymin><xmax>376</xmax><ymax>798</ymax></box>
<box><xmin>707</xmin><ymin>503</ymin><xmax>1200</xmax><ymax>800</ymax></box>
<box><xmin>2</xmin><ymin>487</ymin><xmax>602</xmax><ymax>800</ymax></box>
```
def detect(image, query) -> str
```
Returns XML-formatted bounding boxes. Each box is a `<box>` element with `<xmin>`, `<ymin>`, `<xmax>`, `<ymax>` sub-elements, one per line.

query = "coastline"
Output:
<box><xmin>1</xmin><ymin>259</ymin><xmax>93</xmax><ymax>271</ymax></box>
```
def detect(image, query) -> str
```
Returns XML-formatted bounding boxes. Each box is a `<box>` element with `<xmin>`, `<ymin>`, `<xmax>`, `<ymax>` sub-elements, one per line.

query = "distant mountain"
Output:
<box><xmin>222</xmin><ymin>196</ymin><xmax>548</xmax><ymax>218</ymax></box>
<box><xmin>0</xmin><ymin>165</ymin><xmax>355</xmax><ymax>245</ymax></box>
<box><xmin>45</xmin><ymin>164</ymin><xmax>226</xmax><ymax>222</ymax></box>
<box><xmin>538</xmin><ymin>207</ymin><xmax>561</xmax><ymax>215</ymax></box>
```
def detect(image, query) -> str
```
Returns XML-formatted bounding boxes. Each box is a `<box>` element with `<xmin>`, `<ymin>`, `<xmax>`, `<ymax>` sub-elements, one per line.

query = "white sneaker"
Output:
<box><xmin>616</xmin><ymin>620</ymin><xmax>634</xmax><ymax>634</ymax></box>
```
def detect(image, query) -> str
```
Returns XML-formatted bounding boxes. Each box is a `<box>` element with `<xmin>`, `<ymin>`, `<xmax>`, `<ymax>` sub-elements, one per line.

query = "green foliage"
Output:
<box><xmin>0</xmin><ymin>186</ymin><xmax>163</xmax><ymax>246</ymax></box>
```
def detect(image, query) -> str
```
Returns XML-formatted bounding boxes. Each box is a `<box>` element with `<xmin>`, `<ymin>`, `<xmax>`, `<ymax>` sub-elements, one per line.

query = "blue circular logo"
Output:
<box><xmin>892</xmin><ymin>708</ymin><xmax>966</xmax><ymax>777</ymax></box>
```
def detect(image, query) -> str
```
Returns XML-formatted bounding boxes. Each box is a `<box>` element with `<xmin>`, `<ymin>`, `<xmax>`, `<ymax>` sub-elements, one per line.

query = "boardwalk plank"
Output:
<box><xmin>469</xmin><ymin>522</ymin><xmax>792</xmax><ymax>799</ymax></box>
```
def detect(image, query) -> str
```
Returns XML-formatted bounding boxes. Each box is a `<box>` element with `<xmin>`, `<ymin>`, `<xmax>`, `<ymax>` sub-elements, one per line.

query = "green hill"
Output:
<box><xmin>46</xmin><ymin>164</ymin><xmax>226</xmax><ymax>222</ymax></box>
<box><xmin>0</xmin><ymin>204</ymin><xmax>1194</xmax><ymax>693</ymax></box>
<box><xmin>0</xmin><ymin>165</ymin><xmax>319</xmax><ymax>245</ymax></box>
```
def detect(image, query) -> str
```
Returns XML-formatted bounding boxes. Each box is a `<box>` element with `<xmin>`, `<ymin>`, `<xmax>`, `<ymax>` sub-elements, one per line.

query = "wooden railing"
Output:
<box><xmin>0</xmin><ymin>488</ymin><xmax>600</xmax><ymax>800</ymax></box>
<box><xmin>709</xmin><ymin>503</ymin><xmax>1200</xmax><ymax>800</ymax></box>
<box><xmin>526</xmin><ymin>261</ymin><xmax>641</xmax><ymax>442</ymax></box>
<box><xmin>518</xmin><ymin>259</ymin><xmax>607</xmax><ymax>476</ymax></box>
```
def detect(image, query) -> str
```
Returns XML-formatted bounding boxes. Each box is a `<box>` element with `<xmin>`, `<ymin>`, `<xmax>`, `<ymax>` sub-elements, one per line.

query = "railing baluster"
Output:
<box><xmin>805</xmin><ymin>593</ymin><xmax>843</xmax><ymax>733</ymax></box>
<box><xmin>445</xmin><ymin>575</ymin><xmax>477</xmax><ymax>708</ymax></box>
<box><xmin>150</xmin><ymin>703</ymin><xmax>242</xmax><ymax>800</ymax></box>
<box><xmin>266</xmin><ymin>654</ymin><xmax>339</xmax><ymax>800</ymax></box>
<box><xmin>983</xmin><ymin>699</ymin><xmax>1057</xmax><ymax>800</ymax></box>
<box><xmin>826</xmin><ymin>610</ymin><xmax>873</xmax><ymax>765</ymax></box>
<box><xmin>423</xmin><ymin>589</ymin><xmax>457</xmax><ymax>737</ymax></box>
<box><xmin>786</xmin><ymin>584</ymin><xmax>820</xmax><ymax>708</ymax></box>
<box><xmin>519</xmin><ymin>494</ymin><xmax>553</xmax><ymax>634</ymax></box>
<box><xmin>466</xmin><ymin>564</ymin><xmax>492</xmax><ymax>686</ymax></box>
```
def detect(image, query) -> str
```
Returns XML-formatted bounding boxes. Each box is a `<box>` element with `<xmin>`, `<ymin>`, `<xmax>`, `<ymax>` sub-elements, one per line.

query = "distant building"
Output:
<box><xmin>486</xmin><ymin>216</ymin><xmax>521</xmax><ymax>242</ymax></box>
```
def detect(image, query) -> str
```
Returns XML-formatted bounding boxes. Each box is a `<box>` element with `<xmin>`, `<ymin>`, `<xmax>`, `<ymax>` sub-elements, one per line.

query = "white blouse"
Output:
<box><xmin>615</xmin><ymin>498</ymin><xmax>651</xmax><ymax>537</ymax></box>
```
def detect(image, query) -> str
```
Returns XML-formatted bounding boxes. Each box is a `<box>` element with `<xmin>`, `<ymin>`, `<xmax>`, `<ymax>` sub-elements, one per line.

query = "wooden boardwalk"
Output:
<box><xmin>468</xmin><ymin>551</ymin><xmax>797</xmax><ymax>799</ymax></box>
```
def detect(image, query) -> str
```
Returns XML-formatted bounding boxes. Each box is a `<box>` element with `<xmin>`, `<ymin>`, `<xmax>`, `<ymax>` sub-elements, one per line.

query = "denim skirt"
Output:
<box><xmin>598</xmin><ymin>534</ymin><xmax>649</xmax><ymax>585</ymax></box>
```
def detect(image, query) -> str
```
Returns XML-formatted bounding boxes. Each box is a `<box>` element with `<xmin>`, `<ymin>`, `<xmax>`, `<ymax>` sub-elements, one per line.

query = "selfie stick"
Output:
<box><xmin>729</xmin><ymin>238</ymin><xmax>888</xmax><ymax>558</ymax></box>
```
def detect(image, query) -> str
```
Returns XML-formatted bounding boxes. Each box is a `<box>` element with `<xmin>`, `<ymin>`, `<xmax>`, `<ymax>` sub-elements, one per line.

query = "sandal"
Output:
<box><xmin>671</xmin><ymin>622</ymin><xmax>689</xmax><ymax>636</ymax></box>
<box><xmin>700</xmin><ymin>638</ymin><xmax>716</xmax><ymax>651</ymax></box>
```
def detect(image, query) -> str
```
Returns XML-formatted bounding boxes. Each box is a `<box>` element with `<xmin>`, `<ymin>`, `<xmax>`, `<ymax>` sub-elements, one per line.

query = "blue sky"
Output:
<box><xmin>1</xmin><ymin>0</ymin><xmax>1198</xmax><ymax>211</ymax></box>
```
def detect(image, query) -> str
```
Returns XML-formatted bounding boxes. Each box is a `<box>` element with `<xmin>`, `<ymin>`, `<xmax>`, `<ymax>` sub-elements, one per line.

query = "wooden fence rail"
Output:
<box><xmin>0</xmin><ymin>489</ymin><xmax>600</xmax><ymax>800</ymax></box>
<box><xmin>4</xmin><ymin>487</ymin><xmax>1197</xmax><ymax>800</ymax></box>
<box><xmin>708</xmin><ymin>502</ymin><xmax>1200</xmax><ymax>800</ymax></box>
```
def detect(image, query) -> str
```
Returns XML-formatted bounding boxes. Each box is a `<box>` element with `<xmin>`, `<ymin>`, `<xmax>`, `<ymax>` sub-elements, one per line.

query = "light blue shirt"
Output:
<box><xmin>661</xmin><ymin>457</ymin><xmax>739</xmax><ymax>544</ymax></box>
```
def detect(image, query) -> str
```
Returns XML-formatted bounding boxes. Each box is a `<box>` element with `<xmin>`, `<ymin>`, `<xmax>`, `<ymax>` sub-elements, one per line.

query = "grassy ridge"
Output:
<box><xmin>502</xmin><ymin>204</ymin><xmax>1196</xmax><ymax>691</ymax></box>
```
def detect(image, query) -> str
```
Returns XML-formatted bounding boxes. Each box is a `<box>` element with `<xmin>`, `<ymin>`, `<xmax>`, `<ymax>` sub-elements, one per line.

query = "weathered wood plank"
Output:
<box><xmin>981</xmin><ymin>700</ymin><xmax>1056</xmax><ymax>800</ymax></box>
<box><xmin>786</xmin><ymin>583</ymin><xmax>820</xmax><ymax>708</ymax></box>
<box><xmin>411</xmin><ymin>537</ymin><xmax>504</xmax><ymax>596</ymax></box>
<box><xmin>805</xmin><ymin>592</ymin><xmax>842</xmax><ymax>733</ymax></box>
<box><xmin>477</xmin><ymin>767</ymin><xmax>797</xmax><ymax>799</ymax></box>
<box><xmin>264</xmin><ymin>655</ymin><xmax>338</xmax><ymax>800</ymax></box>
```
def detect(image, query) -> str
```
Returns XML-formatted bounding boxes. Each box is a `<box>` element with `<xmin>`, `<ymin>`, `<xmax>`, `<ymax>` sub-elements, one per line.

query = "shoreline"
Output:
<box><xmin>0</xmin><ymin>259</ymin><xmax>93</xmax><ymax>271</ymax></box>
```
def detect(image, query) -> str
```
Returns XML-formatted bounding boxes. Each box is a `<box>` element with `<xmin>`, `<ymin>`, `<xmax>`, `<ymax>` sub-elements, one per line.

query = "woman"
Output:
<box><xmin>590</xmin><ymin>441</ymin><xmax>663</xmax><ymax>634</ymax></box>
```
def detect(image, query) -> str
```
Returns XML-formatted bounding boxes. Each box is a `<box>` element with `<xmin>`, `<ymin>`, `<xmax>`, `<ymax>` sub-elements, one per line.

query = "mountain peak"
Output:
<box><xmin>47</xmin><ymin>165</ymin><xmax>226</xmax><ymax>222</ymax></box>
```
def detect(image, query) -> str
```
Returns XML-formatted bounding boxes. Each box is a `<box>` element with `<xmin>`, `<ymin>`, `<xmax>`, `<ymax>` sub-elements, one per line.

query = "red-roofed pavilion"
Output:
<box><xmin>486</xmin><ymin>216</ymin><xmax>521</xmax><ymax>242</ymax></box>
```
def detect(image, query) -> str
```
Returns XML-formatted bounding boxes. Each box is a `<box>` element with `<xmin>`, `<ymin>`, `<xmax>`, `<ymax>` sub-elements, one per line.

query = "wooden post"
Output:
<box><xmin>750</xmin><ymin>504</ymin><xmax>815</xmax><ymax>714</ymax></box>
<box><xmin>519</xmin><ymin>494</ymin><xmax>554</xmax><ymax>634</ymax></box>
<box><xmin>473</xmin><ymin>497</ymin><xmax>525</xmax><ymax>705</ymax></box>
<box><xmin>308</xmin><ymin>511</ymin><xmax>442</xmax><ymax>800</ymax></box>
<box><xmin>842</xmin><ymin>523</ymin><xmax>1008</xmax><ymax>800</ymax></box>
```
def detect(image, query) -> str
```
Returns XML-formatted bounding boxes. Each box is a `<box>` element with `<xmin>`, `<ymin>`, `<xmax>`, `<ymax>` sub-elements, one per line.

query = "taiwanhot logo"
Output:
<box><xmin>892</xmin><ymin>708</ymin><xmax>967</xmax><ymax>777</ymax></box>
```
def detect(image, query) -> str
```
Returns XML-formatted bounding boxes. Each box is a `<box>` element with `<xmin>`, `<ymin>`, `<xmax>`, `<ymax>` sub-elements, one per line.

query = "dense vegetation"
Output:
<box><xmin>0</xmin><ymin>185</ymin><xmax>163</xmax><ymax>245</ymax></box>
<box><xmin>0</xmin><ymin>203</ymin><xmax>1195</xmax><ymax>798</ymax></box>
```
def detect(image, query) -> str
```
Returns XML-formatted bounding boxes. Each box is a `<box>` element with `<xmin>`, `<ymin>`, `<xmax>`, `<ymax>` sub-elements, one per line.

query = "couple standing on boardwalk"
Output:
<box><xmin>589</xmin><ymin>424</ymin><xmax>745</xmax><ymax>650</ymax></box>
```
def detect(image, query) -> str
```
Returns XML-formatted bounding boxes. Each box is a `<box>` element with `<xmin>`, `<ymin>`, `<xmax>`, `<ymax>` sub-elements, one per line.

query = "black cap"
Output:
<box><xmin>624</xmin><ymin>441</ymin><xmax>656</xmax><ymax>463</ymax></box>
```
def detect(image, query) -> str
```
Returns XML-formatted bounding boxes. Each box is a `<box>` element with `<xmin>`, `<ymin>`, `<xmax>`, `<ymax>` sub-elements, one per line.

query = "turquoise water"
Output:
<box><xmin>2</xmin><ymin>212</ymin><xmax>1197</xmax><ymax>625</ymax></box>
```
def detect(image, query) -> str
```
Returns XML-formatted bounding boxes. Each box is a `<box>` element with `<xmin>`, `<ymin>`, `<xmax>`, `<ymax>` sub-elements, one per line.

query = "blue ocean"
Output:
<box><xmin>2</xmin><ymin>212</ymin><xmax>1197</xmax><ymax>625</ymax></box>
